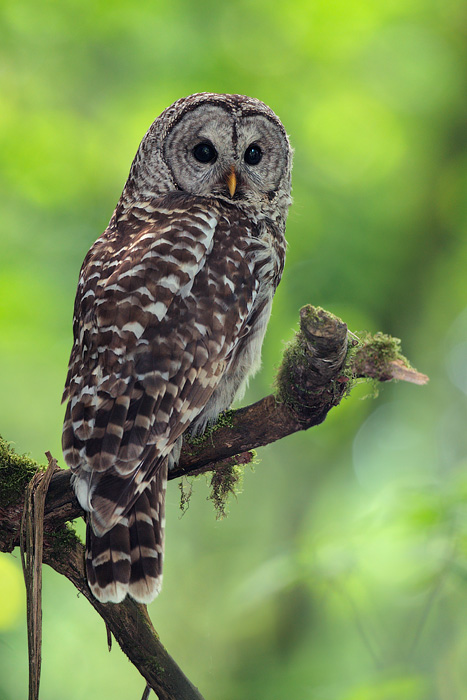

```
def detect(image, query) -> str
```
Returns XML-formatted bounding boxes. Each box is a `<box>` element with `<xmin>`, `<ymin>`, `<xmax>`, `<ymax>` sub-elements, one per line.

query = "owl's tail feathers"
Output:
<box><xmin>86</xmin><ymin>464</ymin><xmax>167</xmax><ymax>604</ymax></box>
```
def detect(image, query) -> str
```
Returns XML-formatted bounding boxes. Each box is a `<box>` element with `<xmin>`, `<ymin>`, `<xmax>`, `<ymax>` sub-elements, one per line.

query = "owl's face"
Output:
<box><xmin>162</xmin><ymin>101</ymin><xmax>291</xmax><ymax>206</ymax></box>
<box><xmin>125</xmin><ymin>94</ymin><xmax>292</xmax><ymax>221</ymax></box>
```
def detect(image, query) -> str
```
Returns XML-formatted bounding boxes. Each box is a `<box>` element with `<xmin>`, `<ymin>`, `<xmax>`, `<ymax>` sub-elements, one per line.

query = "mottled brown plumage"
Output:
<box><xmin>62</xmin><ymin>93</ymin><xmax>292</xmax><ymax>603</ymax></box>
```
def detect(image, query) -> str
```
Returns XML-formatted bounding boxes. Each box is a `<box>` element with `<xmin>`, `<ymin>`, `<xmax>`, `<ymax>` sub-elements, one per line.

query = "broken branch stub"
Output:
<box><xmin>274</xmin><ymin>305</ymin><xmax>350</xmax><ymax>423</ymax></box>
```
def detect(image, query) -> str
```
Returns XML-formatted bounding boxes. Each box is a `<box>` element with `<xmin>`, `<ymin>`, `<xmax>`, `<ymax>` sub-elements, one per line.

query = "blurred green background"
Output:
<box><xmin>1</xmin><ymin>0</ymin><xmax>467</xmax><ymax>698</ymax></box>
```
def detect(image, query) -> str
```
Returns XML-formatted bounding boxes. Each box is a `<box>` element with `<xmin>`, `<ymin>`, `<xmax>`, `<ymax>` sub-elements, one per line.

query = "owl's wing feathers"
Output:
<box><xmin>62</xmin><ymin>195</ymin><xmax>260</xmax><ymax>535</ymax></box>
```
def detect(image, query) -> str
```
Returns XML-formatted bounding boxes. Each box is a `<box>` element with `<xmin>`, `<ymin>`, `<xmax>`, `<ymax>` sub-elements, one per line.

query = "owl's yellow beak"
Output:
<box><xmin>226</xmin><ymin>166</ymin><xmax>237</xmax><ymax>197</ymax></box>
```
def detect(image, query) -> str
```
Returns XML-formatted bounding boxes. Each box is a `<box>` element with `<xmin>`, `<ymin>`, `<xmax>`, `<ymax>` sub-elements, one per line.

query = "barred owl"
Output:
<box><xmin>62</xmin><ymin>93</ymin><xmax>293</xmax><ymax>604</ymax></box>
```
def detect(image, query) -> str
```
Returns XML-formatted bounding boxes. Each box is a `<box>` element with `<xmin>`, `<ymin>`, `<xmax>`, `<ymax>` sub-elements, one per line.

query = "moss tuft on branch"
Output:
<box><xmin>184</xmin><ymin>410</ymin><xmax>235</xmax><ymax>448</ymax></box>
<box><xmin>350</xmin><ymin>330</ymin><xmax>428</xmax><ymax>385</ymax></box>
<box><xmin>0</xmin><ymin>436</ymin><xmax>43</xmax><ymax>507</ymax></box>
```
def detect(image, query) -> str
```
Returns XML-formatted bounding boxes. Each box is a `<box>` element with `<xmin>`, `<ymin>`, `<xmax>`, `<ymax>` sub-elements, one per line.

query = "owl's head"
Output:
<box><xmin>123</xmin><ymin>93</ymin><xmax>293</xmax><ymax>222</ymax></box>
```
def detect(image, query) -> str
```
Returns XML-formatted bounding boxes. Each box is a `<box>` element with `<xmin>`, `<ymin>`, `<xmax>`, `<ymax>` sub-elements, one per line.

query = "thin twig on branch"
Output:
<box><xmin>20</xmin><ymin>453</ymin><xmax>59</xmax><ymax>700</ymax></box>
<box><xmin>0</xmin><ymin>306</ymin><xmax>428</xmax><ymax>700</ymax></box>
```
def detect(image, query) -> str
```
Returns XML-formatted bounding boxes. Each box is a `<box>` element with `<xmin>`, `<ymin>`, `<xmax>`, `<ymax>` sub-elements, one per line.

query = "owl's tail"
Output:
<box><xmin>85</xmin><ymin>463</ymin><xmax>167</xmax><ymax>604</ymax></box>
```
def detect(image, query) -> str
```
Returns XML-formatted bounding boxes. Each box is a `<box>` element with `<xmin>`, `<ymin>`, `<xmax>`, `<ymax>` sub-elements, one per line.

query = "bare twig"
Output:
<box><xmin>20</xmin><ymin>452</ymin><xmax>58</xmax><ymax>700</ymax></box>
<box><xmin>141</xmin><ymin>684</ymin><xmax>152</xmax><ymax>700</ymax></box>
<box><xmin>385</xmin><ymin>360</ymin><xmax>428</xmax><ymax>385</ymax></box>
<box><xmin>106</xmin><ymin>623</ymin><xmax>113</xmax><ymax>652</ymax></box>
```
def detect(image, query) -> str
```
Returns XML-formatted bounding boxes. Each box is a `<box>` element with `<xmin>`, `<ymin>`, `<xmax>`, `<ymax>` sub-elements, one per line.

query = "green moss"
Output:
<box><xmin>184</xmin><ymin>410</ymin><xmax>235</xmax><ymax>448</ymax></box>
<box><xmin>208</xmin><ymin>460</ymin><xmax>245</xmax><ymax>520</ymax></box>
<box><xmin>48</xmin><ymin>523</ymin><xmax>82</xmax><ymax>558</ymax></box>
<box><xmin>333</xmin><ymin>333</ymin><xmax>362</xmax><ymax>396</ymax></box>
<box><xmin>274</xmin><ymin>316</ymin><xmax>411</xmax><ymax>411</ymax></box>
<box><xmin>301</xmin><ymin>304</ymin><xmax>342</xmax><ymax>329</ymax></box>
<box><xmin>274</xmin><ymin>331</ymin><xmax>309</xmax><ymax>406</ymax></box>
<box><xmin>179</xmin><ymin>451</ymin><xmax>256</xmax><ymax>518</ymax></box>
<box><xmin>249</xmin><ymin>449</ymin><xmax>259</xmax><ymax>468</ymax></box>
<box><xmin>148</xmin><ymin>658</ymin><xmax>165</xmax><ymax>676</ymax></box>
<box><xmin>353</xmin><ymin>331</ymin><xmax>408</xmax><ymax>376</ymax></box>
<box><xmin>178</xmin><ymin>477</ymin><xmax>194</xmax><ymax>516</ymax></box>
<box><xmin>342</xmin><ymin>331</ymin><xmax>410</xmax><ymax>398</ymax></box>
<box><xmin>0</xmin><ymin>435</ymin><xmax>43</xmax><ymax>507</ymax></box>
<box><xmin>178</xmin><ymin>463</ymin><xmax>244</xmax><ymax>519</ymax></box>
<box><xmin>359</xmin><ymin>330</ymin><xmax>402</xmax><ymax>359</ymax></box>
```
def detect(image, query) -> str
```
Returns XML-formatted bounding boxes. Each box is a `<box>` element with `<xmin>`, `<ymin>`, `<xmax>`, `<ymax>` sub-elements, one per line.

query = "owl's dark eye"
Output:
<box><xmin>192</xmin><ymin>142</ymin><xmax>217</xmax><ymax>163</ymax></box>
<box><xmin>244</xmin><ymin>144</ymin><xmax>262</xmax><ymax>165</ymax></box>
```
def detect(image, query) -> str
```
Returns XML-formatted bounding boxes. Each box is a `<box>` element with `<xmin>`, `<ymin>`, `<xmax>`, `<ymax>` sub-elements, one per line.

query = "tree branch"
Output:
<box><xmin>0</xmin><ymin>306</ymin><xmax>428</xmax><ymax>699</ymax></box>
<box><xmin>42</xmin><ymin>532</ymin><xmax>204</xmax><ymax>700</ymax></box>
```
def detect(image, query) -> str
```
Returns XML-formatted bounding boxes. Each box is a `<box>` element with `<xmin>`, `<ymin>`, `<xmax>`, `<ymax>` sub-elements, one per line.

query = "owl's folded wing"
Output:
<box><xmin>62</xmin><ymin>194</ymin><xmax>259</xmax><ymax>534</ymax></box>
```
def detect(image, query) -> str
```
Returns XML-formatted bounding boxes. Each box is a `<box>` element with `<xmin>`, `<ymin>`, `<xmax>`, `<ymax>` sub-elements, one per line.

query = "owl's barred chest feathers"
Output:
<box><xmin>107</xmin><ymin>192</ymin><xmax>286</xmax><ymax>429</ymax></box>
<box><xmin>63</xmin><ymin>92</ymin><xmax>292</xmax><ymax>603</ymax></box>
<box><xmin>71</xmin><ymin>192</ymin><xmax>286</xmax><ymax>388</ymax></box>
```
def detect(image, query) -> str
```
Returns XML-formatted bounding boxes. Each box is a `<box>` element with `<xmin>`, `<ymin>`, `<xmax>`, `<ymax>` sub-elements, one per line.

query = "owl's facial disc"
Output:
<box><xmin>162</xmin><ymin>101</ymin><xmax>289</xmax><ymax>203</ymax></box>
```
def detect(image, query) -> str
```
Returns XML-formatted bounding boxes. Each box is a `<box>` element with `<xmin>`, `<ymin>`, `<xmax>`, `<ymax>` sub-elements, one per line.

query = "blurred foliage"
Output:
<box><xmin>1</xmin><ymin>0</ymin><xmax>467</xmax><ymax>698</ymax></box>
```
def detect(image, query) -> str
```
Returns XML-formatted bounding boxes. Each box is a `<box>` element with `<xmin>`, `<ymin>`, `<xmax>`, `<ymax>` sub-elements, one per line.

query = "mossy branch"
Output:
<box><xmin>0</xmin><ymin>305</ymin><xmax>427</xmax><ymax>700</ymax></box>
